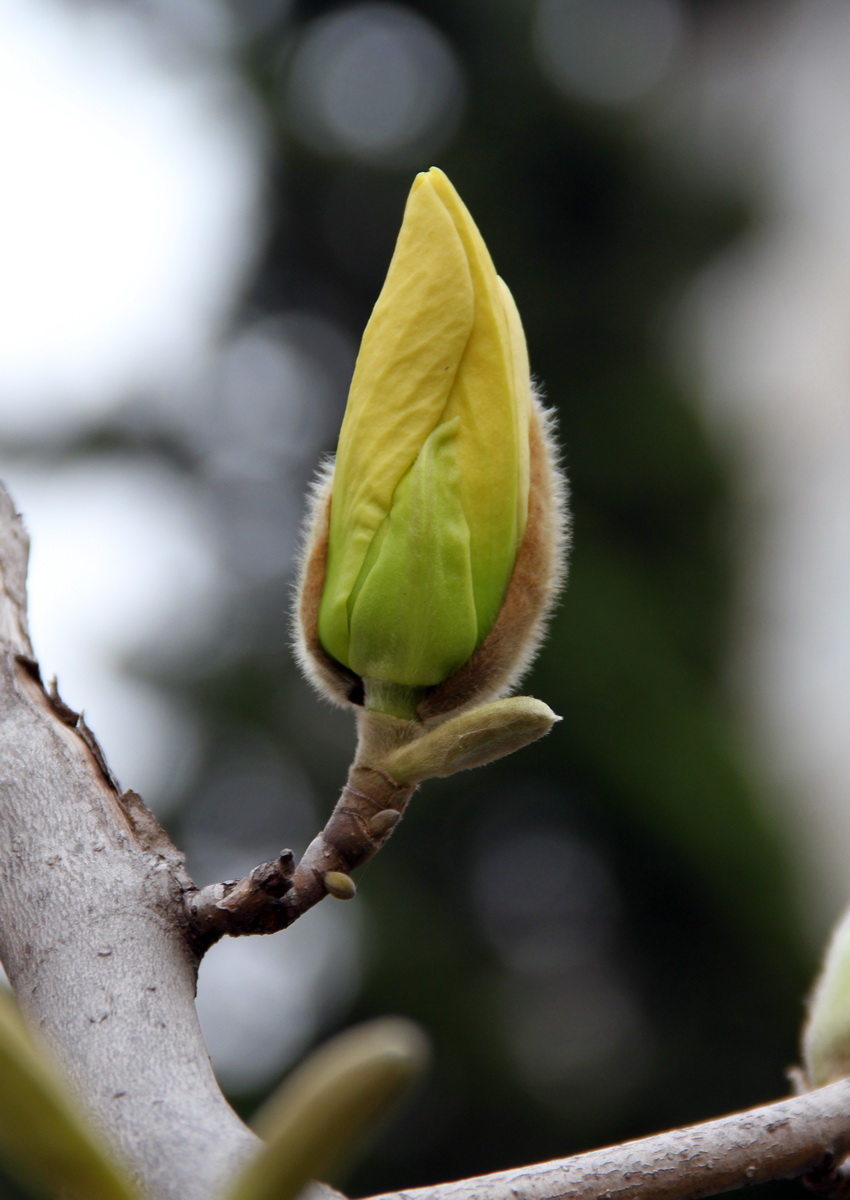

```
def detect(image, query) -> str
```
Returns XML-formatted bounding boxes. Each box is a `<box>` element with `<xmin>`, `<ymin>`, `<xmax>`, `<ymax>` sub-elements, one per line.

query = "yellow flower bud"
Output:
<box><xmin>296</xmin><ymin>168</ymin><xmax>568</xmax><ymax>719</ymax></box>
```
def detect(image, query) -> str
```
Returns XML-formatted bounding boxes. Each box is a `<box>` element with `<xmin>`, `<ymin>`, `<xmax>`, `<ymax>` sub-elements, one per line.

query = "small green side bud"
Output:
<box><xmin>323</xmin><ymin>871</ymin><xmax>357</xmax><ymax>901</ymax></box>
<box><xmin>382</xmin><ymin>697</ymin><xmax>560</xmax><ymax>785</ymax></box>
<box><xmin>367</xmin><ymin>809</ymin><xmax>402</xmax><ymax>838</ymax></box>
<box><xmin>803</xmin><ymin>906</ymin><xmax>850</xmax><ymax>1086</ymax></box>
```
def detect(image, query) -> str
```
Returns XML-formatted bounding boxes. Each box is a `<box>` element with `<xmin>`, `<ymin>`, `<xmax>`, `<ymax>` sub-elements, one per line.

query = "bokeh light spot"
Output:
<box><xmin>284</xmin><ymin>3</ymin><xmax>464</xmax><ymax>164</ymax></box>
<box><xmin>2</xmin><ymin>457</ymin><xmax>221</xmax><ymax>810</ymax></box>
<box><xmin>532</xmin><ymin>0</ymin><xmax>684</xmax><ymax>107</ymax></box>
<box><xmin>0</xmin><ymin>0</ymin><xmax>261</xmax><ymax>435</ymax></box>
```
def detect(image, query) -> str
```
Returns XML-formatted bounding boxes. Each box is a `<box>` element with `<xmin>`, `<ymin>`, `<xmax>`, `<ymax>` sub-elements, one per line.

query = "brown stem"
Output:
<box><xmin>186</xmin><ymin>709</ymin><xmax>418</xmax><ymax>949</ymax></box>
<box><xmin>363</xmin><ymin>1079</ymin><xmax>850</xmax><ymax>1200</ymax></box>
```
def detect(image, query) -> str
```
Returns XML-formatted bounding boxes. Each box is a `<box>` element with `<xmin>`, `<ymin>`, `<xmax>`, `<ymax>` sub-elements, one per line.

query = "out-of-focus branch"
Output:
<box><xmin>365</xmin><ymin>1079</ymin><xmax>850</xmax><ymax>1200</ymax></box>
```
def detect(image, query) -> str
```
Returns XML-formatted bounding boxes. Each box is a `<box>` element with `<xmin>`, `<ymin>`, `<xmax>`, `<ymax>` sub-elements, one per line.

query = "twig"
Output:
<box><xmin>364</xmin><ymin>1078</ymin><xmax>850</xmax><ymax>1200</ymax></box>
<box><xmin>186</xmin><ymin>715</ymin><xmax>417</xmax><ymax>950</ymax></box>
<box><xmin>185</xmin><ymin>693</ymin><xmax>561</xmax><ymax>948</ymax></box>
<box><xmin>187</xmin><ymin>850</ymin><xmax>297</xmax><ymax>941</ymax></box>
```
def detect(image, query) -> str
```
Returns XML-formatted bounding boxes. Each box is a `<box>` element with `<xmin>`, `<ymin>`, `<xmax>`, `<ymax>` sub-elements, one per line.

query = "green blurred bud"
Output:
<box><xmin>803</xmin><ymin>906</ymin><xmax>850</xmax><ymax>1086</ymax></box>
<box><xmin>230</xmin><ymin>1018</ymin><xmax>429</xmax><ymax>1200</ymax></box>
<box><xmin>317</xmin><ymin>168</ymin><xmax>531</xmax><ymax>702</ymax></box>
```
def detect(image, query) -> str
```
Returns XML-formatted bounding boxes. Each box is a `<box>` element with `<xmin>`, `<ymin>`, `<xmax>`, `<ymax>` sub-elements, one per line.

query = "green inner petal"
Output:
<box><xmin>346</xmin><ymin>419</ymin><xmax>478</xmax><ymax>687</ymax></box>
<box><xmin>323</xmin><ymin>174</ymin><xmax>476</xmax><ymax>656</ymax></box>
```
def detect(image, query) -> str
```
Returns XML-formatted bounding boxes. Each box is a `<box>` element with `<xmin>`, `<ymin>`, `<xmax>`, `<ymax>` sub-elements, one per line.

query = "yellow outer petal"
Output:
<box><xmin>497</xmin><ymin>276</ymin><xmax>531</xmax><ymax>541</ymax></box>
<box><xmin>427</xmin><ymin>168</ymin><xmax>527</xmax><ymax>638</ymax></box>
<box><xmin>319</xmin><ymin>172</ymin><xmax>474</xmax><ymax>665</ymax></box>
<box><xmin>318</xmin><ymin>167</ymin><xmax>532</xmax><ymax>681</ymax></box>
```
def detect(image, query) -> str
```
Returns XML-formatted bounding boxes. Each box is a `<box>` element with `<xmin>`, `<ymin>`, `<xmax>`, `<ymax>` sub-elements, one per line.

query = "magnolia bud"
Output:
<box><xmin>296</xmin><ymin>168</ymin><xmax>568</xmax><ymax>720</ymax></box>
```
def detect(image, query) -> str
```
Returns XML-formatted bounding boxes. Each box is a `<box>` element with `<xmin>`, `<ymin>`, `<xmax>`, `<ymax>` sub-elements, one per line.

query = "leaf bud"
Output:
<box><xmin>323</xmin><ymin>871</ymin><xmax>357</xmax><ymax>901</ymax></box>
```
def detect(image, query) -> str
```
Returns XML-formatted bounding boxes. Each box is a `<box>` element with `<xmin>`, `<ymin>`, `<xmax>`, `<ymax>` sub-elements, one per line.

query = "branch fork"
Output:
<box><xmin>184</xmin><ymin>696</ymin><xmax>559</xmax><ymax>951</ymax></box>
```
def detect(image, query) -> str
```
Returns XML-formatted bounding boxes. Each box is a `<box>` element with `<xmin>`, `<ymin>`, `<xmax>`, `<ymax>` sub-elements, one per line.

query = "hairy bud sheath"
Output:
<box><xmin>296</xmin><ymin>168</ymin><xmax>568</xmax><ymax>720</ymax></box>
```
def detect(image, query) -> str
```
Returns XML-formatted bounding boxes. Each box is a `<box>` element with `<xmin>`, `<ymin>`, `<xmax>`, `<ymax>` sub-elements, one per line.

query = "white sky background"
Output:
<box><xmin>0</xmin><ymin>0</ymin><xmax>261</xmax><ymax>432</ymax></box>
<box><xmin>0</xmin><ymin>0</ymin><xmax>262</xmax><ymax>806</ymax></box>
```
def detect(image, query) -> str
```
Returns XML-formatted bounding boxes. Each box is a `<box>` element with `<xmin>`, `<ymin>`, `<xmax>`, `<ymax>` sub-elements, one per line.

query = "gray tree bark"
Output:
<box><xmin>0</xmin><ymin>485</ymin><xmax>259</xmax><ymax>1199</ymax></box>
<box><xmin>368</xmin><ymin>1078</ymin><xmax>850</xmax><ymax>1200</ymax></box>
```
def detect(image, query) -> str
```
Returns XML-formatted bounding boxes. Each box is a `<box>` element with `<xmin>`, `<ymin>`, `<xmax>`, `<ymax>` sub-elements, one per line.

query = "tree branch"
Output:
<box><xmin>366</xmin><ymin>1079</ymin><xmax>850</xmax><ymax>1200</ymax></box>
<box><xmin>186</xmin><ymin>729</ymin><xmax>416</xmax><ymax>951</ymax></box>
<box><xmin>0</xmin><ymin>486</ymin><xmax>258</xmax><ymax>1200</ymax></box>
